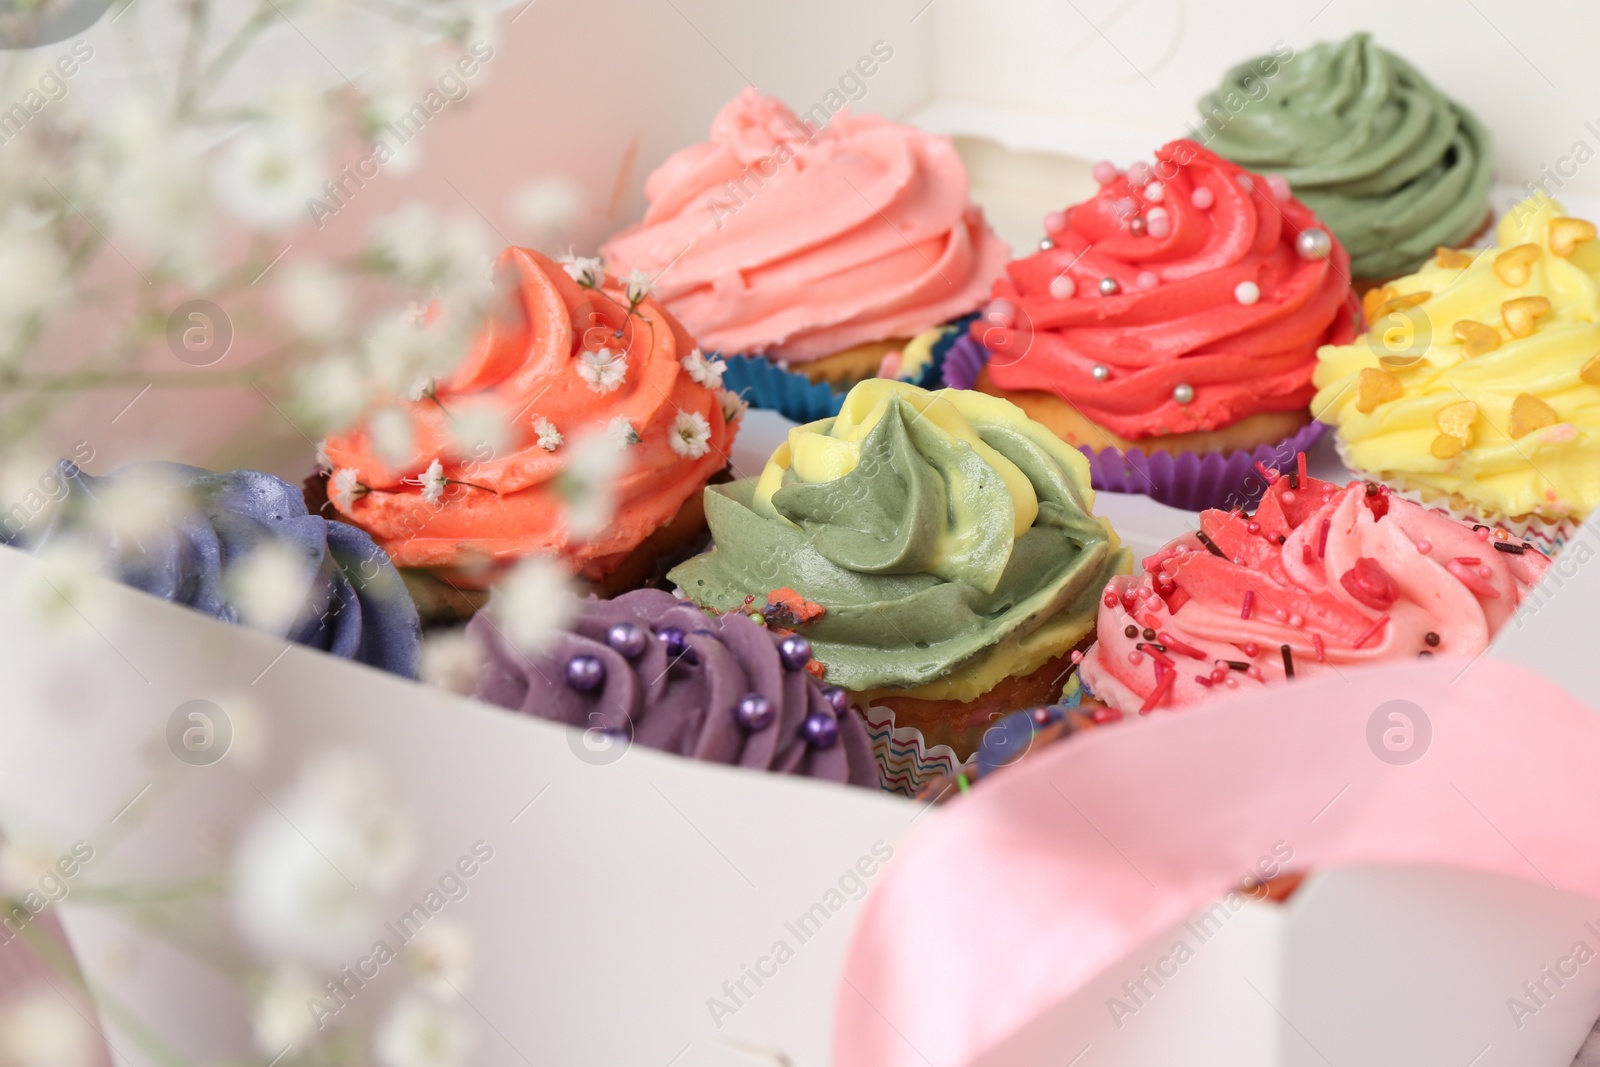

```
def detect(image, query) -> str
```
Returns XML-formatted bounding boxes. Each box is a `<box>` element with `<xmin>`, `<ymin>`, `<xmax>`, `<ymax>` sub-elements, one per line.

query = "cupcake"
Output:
<box><xmin>321</xmin><ymin>246</ymin><xmax>741</xmax><ymax>595</ymax></box>
<box><xmin>468</xmin><ymin>588</ymin><xmax>878</xmax><ymax>786</ymax></box>
<box><xmin>1313</xmin><ymin>195</ymin><xmax>1600</xmax><ymax>548</ymax></box>
<box><xmin>951</xmin><ymin>139</ymin><xmax>1358</xmax><ymax>510</ymax></box>
<box><xmin>667</xmin><ymin>379</ymin><xmax>1130</xmax><ymax>758</ymax></box>
<box><xmin>1199</xmin><ymin>32</ymin><xmax>1494</xmax><ymax>285</ymax></box>
<box><xmin>1078</xmin><ymin>464</ymin><xmax>1549</xmax><ymax>716</ymax></box>
<box><xmin>4</xmin><ymin>460</ymin><xmax>420</xmax><ymax>676</ymax></box>
<box><xmin>600</xmin><ymin>87</ymin><xmax>1008</xmax><ymax>410</ymax></box>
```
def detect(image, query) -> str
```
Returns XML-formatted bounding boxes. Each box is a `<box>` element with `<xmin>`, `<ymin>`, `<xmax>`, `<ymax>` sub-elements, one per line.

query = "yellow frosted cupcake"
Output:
<box><xmin>1313</xmin><ymin>195</ymin><xmax>1600</xmax><ymax>549</ymax></box>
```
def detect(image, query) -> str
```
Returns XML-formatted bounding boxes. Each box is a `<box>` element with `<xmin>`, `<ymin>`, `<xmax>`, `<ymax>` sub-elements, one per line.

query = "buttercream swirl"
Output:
<box><xmin>983</xmin><ymin>140</ymin><xmax>1357</xmax><ymax>440</ymax></box>
<box><xmin>1202</xmin><ymin>33</ymin><xmax>1493</xmax><ymax>280</ymax></box>
<box><xmin>1313</xmin><ymin>196</ymin><xmax>1600</xmax><ymax>524</ymax></box>
<box><xmin>323</xmin><ymin>247</ymin><xmax>738</xmax><ymax>582</ymax></box>
<box><xmin>3</xmin><ymin>460</ymin><xmax>420</xmax><ymax>676</ymax></box>
<box><xmin>600</xmin><ymin>87</ymin><xmax>1009</xmax><ymax>363</ymax></box>
<box><xmin>468</xmin><ymin>588</ymin><xmax>877</xmax><ymax>785</ymax></box>
<box><xmin>668</xmin><ymin>380</ymin><xmax>1130</xmax><ymax>700</ymax></box>
<box><xmin>1080</xmin><ymin>473</ymin><xmax>1549</xmax><ymax>714</ymax></box>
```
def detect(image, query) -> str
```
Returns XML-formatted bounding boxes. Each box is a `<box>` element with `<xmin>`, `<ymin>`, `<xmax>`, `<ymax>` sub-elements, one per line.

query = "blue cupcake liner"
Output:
<box><xmin>718</xmin><ymin>314</ymin><xmax>977</xmax><ymax>423</ymax></box>
<box><xmin>943</xmin><ymin>334</ymin><xmax>1328</xmax><ymax>511</ymax></box>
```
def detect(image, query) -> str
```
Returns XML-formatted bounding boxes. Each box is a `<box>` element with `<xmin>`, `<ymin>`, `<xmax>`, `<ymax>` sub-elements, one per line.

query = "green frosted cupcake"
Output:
<box><xmin>1197</xmin><ymin>32</ymin><xmax>1494</xmax><ymax>282</ymax></box>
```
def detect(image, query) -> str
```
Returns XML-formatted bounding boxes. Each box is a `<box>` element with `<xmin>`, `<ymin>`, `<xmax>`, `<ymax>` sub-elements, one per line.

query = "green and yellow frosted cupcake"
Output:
<box><xmin>1313</xmin><ymin>195</ymin><xmax>1600</xmax><ymax>550</ymax></box>
<box><xmin>667</xmin><ymin>379</ymin><xmax>1130</xmax><ymax>758</ymax></box>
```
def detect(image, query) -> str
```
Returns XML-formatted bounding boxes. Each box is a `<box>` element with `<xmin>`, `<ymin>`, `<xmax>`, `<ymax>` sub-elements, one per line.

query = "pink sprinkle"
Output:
<box><xmin>1103</xmin><ymin>592</ymin><xmax>1119</xmax><ymax>608</ymax></box>
<box><xmin>1475</xmin><ymin>527</ymin><xmax>1491</xmax><ymax>540</ymax></box>
<box><xmin>1246</xmin><ymin>666</ymin><xmax>1264</xmax><ymax>682</ymax></box>
<box><xmin>1044</xmin><ymin>210</ymin><xmax>1068</xmax><ymax>234</ymax></box>
<box><xmin>1317</xmin><ymin>518</ymin><xmax>1330</xmax><ymax>559</ymax></box>
<box><xmin>1070</xmin><ymin>649</ymin><xmax>1084</xmax><ymax>664</ymax></box>
<box><xmin>1289</xmin><ymin>612</ymin><xmax>1304</xmax><ymax>627</ymax></box>
<box><xmin>1158</xmin><ymin>631</ymin><xmax>1206</xmax><ymax>659</ymax></box>
<box><xmin>1210</xmin><ymin>667</ymin><xmax>1228</xmax><ymax>683</ymax></box>
<box><xmin>1136</xmin><ymin>270</ymin><xmax>1160</xmax><ymax>290</ymax></box>
<box><xmin>1283</xmin><ymin>490</ymin><xmax>1297</xmax><ymax>504</ymax></box>
<box><xmin>1244</xmin><ymin>641</ymin><xmax>1259</xmax><ymax>657</ymax></box>
<box><xmin>985</xmin><ymin>299</ymin><xmax>1016</xmax><ymax>327</ymax></box>
<box><xmin>1092</xmin><ymin>160</ymin><xmax>1119</xmax><ymax>185</ymax></box>
<box><xmin>1195</xmin><ymin>674</ymin><xmax>1214</xmax><ymax>688</ymax></box>
<box><xmin>1254</xmin><ymin>461</ymin><xmax>1278</xmax><ymax>483</ymax></box>
<box><xmin>1479</xmin><ymin>565</ymin><xmax>1493</xmax><ymax>579</ymax></box>
<box><xmin>1224</xmin><ymin>675</ymin><xmax>1239</xmax><ymax>688</ymax></box>
<box><xmin>1266</xmin><ymin>174</ymin><xmax>1291</xmax><ymax>201</ymax></box>
<box><xmin>1246</xmin><ymin>521</ymin><xmax>1261</xmax><ymax>534</ymax></box>
<box><xmin>1113</xmin><ymin>196</ymin><xmax>1138</xmax><ymax>218</ymax></box>
<box><xmin>1354</xmin><ymin>614</ymin><xmax>1390</xmax><ymax>648</ymax></box>
<box><xmin>1416</xmin><ymin>539</ymin><xmax>1432</xmax><ymax>555</ymax></box>
<box><xmin>1127</xmin><ymin>161</ymin><xmax>1153</xmax><ymax>186</ymax></box>
<box><xmin>1128</xmin><ymin>650</ymin><xmax>1145</xmax><ymax>665</ymax></box>
<box><xmin>1236</xmin><ymin>174</ymin><xmax>1254</xmax><ymax>192</ymax></box>
<box><xmin>1313</xmin><ymin>633</ymin><xmax>1326</xmax><ymax>661</ymax></box>
<box><xmin>1302</xmin><ymin>544</ymin><xmax>1314</xmax><ymax>565</ymax></box>
<box><xmin>1241</xmin><ymin>590</ymin><xmax>1255</xmax><ymax>619</ymax></box>
<box><xmin>1297</xmin><ymin>452</ymin><xmax>1308</xmax><ymax>487</ymax></box>
<box><xmin>1147</xmin><ymin>214</ymin><xmax>1172</xmax><ymax>239</ymax></box>
<box><xmin>1192</xmin><ymin>187</ymin><xmax>1215</xmax><ymax>209</ymax></box>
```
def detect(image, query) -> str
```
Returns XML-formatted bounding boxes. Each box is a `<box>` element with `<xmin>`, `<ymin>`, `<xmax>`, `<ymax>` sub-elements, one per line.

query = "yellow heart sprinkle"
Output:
<box><xmin>1371</xmin><ymin>291</ymin><xmax>1431</xmax><ymax>320</ymax></box>
<box><xmin>1494</xmin><ymin>243</ymin><xmax>1542</xmax><ymax>286</ymax></box>
<box><xmin>1430</xmin><ymin>433</ymin><xmax>1466</xmax><ymax>460</ymax></box>
<box><xmin>1435</xmin><ymin>400</ymin><xmax>1478</xmax><ymax>443</ymax></box>
<box><xmin>1502</xmin><ymin>296</ymin><xmax>1552</xmax><ymax>338</ymax></box>
<box><xmin>1354</xmin><ymin>367</ymin><xmax>1402</xmax><ymax>413</ymax></box>
<box><xmin>1435</xmin><ymin>247</ymin><xmax>1473</xmax><ymax>269</ymax></box>
<box><xmin>1509</xmin><ymin>393</ymin><xmax>1559</xmax><ymax>438</ymax></box>
<box><xmin>1452</xmin><ymin>320</ymin><xmax>1501</xmax><ymax>358</ymax></box>
<box><xmin>1362</xmin><ymin>285</ymin><xmax>1397</xmax><ymax>323</ymax></box>
<box><xmin>1581</xmin><ymin>353</ymin><xmax>1600</xmax><ymax>386</ymax></box>
<box><xmin>1549</xmin><ymin>217</ymin><xmax>1597</xmax><ymax>258</ymax></box>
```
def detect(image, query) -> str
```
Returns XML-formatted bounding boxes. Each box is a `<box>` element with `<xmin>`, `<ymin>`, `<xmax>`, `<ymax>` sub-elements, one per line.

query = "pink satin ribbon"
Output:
<box><xmin>834</xmin><ymin>658</ymin><xmax>1600</xmax><ymax>1067</ymax></box>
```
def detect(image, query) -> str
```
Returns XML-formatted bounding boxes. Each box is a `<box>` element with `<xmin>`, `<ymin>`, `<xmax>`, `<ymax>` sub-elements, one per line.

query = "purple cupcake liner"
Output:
<box><xmin>942</xmin><ymin>333</ymin><xmax>1327</xmax><ymax>511</ymax></box>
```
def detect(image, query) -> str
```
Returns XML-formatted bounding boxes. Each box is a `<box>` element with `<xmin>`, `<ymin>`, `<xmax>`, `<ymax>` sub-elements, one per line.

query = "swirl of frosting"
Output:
<box><xmin>323</xmin><ymin>247</ymin><xmax>739</xmax><ymax>582</ymax></box>
<box><xmin>983</xmin><ymin>140</ymin><xmax>1358</xmax><ymax>441</ymax></box>
<box><xmin>467</xmin><ymin>588</ymin><xmax>877</xmax><ymax>786</ymax></box>
<box><xmin>1079</xmin><ymin>472</ymin><xmax>1549</xmax><ymax>714</ymax></box>
<box><xmin>599</xmin><ymin>87</ymin><xmax>1009</xmax><ymax>363</ymax></box>
<box><xmin>1201</xmin><ymin>33</ymin><xmax>1493</xmax><ymax>280</ymax></box>
<box><xmin>668</xmin><ymin>380</ymin><xmax>1130</xmax><ymax>701</ymax></box>
<box><xmin>1313</xmin><ymin>196</ymin><xmax>1600</xmax><ymax>524</ymax></box>
<box><xmin>2</xmin><ymin>460</ymin><xmax>420</xmax><ymax>676</ymax></box>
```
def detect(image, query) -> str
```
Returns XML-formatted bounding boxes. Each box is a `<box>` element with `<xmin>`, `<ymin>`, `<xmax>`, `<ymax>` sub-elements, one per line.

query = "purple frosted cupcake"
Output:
<box><xmin>468</xmin><ymin>588</ymin><xmax>878</xmax><ymax>786</ymax></box>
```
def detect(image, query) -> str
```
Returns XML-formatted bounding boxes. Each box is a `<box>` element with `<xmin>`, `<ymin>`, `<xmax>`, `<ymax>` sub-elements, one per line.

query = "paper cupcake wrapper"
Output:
<box><xmin>944</xmin><ymin>334</ymin><xmax>1326</xmax><ymax>511</ymax></box>
<box><xmin>1333</xmin><ymin>439</ymin><xmax>1579</xmax><ymax>555</ymax></box>
<box><xmin>717</xmin><ymin>315</ymin><xmax>974</xmax><ymax>423</ymax></box>
<box><xmin>860</xmin><ymin>703</ymin><xmax>969</xmax><ymax>798</ymax></box>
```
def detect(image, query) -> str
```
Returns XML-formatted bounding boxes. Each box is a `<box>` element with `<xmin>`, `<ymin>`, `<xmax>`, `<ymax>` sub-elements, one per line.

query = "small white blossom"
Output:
<box><xmin>405</xmin><ymin>921</ymin><xmax>472</xmax><ymax>1000</ymax></box>
<box><xmin>622</xmin><ymin>268</ymin><xmax>655</xmax><ymax>304</ymax></box>
<box><xmin>370</xmin><ymin>408</ymin><xmax>416</xmax><ymax>469</ymax></box>
<box><xmin>293</xmin><ymin>355</ymin><xmax>369</xmax><ymax>429</ymax></box>
<box><xmin>315</xmin><ymin>440</ymin><xmax>332</xmax><ymax>472</ymax></box>
<box><xmin>558</xmin><ymin>253</ymin><xmax>605</xmax><ymax>288</ymax></box>
<box><xmin>277</xmin><ymin>262</ymin><xmax>350</xmax><ymax>340</ymax></box>
<box><xmin>419</xmin><ymin>630</ymin><xmax>485</xmax><ymax>694</ymax></box>
<box><xmin>670</xmin><ymin>410</ymin><xmax>713</xmax><ymax>460</ymax></box>
<box><xmin>213</xmin><ymin>126</ymin><xmax>325</xmax><ymax>229</ymax></box>
<box><xmin>719</xmin><ymin>389</ymin><xmax>748</xmax><ymax>424</ymax></box>
<box><xmin>252</xmin><ymin>967</ymin><xmax>321</xmax><ymax>1052</ymax></box>
<box><xmin>605</xmin><ymin>416</ymin><xmax>640</xmax><ymax>448</ymax></box>
<box><xmin>374</xmin><ymin>994</ymin><xmax>473</xmax><ymax>1067</ymax></box>
<box><xmin>494</xmin><ymin>557</ymin><xmax>573</xmax><ymax>654</ymax></box>
<box><xmin>576</xmin><ymin>347</ymin><xmax>627</xmax><ymax>393</ymax></box>
<box><xmin>681</xmin><ymin>348</ymin><xmax>726</xmax><ymax>390</ymax></box>
<box><xmin>533</xmin><ymin>417</ymin><xmax>562</xmax><ymax>451</ymax></box>
<box><xmin>408</xmin><ymin>375</ymin><xmax>434</xmax><ymax>402</ymax></box>
<box><xmin>230</xmin><ymin>541</ymin><xmax>314</xmax><ymax>634</ymax></box>
<box><xmin>401</xmin><ymin>301</ymin><xmax>429</xmax><ymax>329</ymax></box>
<box><xmin>557</xmin><ymin>428</ymin><xmax>629</xmax><ymax>537</ymax></box>
<box><xmin>447</xmin><ymin>400</ymin><xmax>509</xmax><ymax>460</ymax></box>
<box><xmin>511</xmin><ymin>178</ymin><xmax>581</xmax><ymax>244</ymax></box>
<box><xmin>329</xmin><ymin>469</ymin><xmax>364</xmax><ymax>510</ymax></box>
<box><xmin>415</xmin><ymin>458</ymin><xmax>447</xmax><ymax>504</ymax></box>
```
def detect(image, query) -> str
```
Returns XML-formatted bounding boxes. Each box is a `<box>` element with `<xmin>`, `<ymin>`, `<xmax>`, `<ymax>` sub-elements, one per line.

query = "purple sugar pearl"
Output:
<box><xmin>801</xmin><ymin>710</ymin><xmax>839</xmax><ymax>749</ymax></box>
<box><xmin>564</xmin><ymin>653</ymin><xmax>606</xmax><ymax>693</ymax></box>
<box><xmin>656</xmin><ymin>625</ymin><xmax>696</xmax><ymax>664</ymax></box>
<box><xmin>822</xmin><ymin>685</ymin><xmax>849</xmax><ymax>716</ymax></box>
<box><xmin>735</xmin><ymin>692</ymin><xmax>775</xmax><ymax>731</ymax></box>
<box><xmin>606</xmin><ymin>621</ymin><xmax>646</xmax><ymax>660</ymax></box>
<box><xmin>777</xmin><ymin>634</ymin><xmax>812</xmax><ymax>671</ymax></box>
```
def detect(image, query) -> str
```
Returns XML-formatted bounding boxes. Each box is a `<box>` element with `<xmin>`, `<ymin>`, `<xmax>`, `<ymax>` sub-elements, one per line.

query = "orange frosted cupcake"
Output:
<box><xmin>321</xmin><ymin>247</ymin><xmax>740</xmax><ymax>592</ymax></box>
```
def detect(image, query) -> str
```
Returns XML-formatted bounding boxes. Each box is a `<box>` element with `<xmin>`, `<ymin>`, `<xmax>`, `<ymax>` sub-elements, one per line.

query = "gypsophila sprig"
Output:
<box><xmin>533</xmin><ymin>417</ymin><xmax>562</xmax><ymax>451</ymax></box>
<box><xmin>719</xmin><ymin>389</ymin><xmax>748</xmax><ymax>424</ymax></box>
<box><xmin>558</xmin><ymin>253</ymin><xmax>606</xmax><ymax>289</ymax></box>
<box><xmin>622</xmin><ymin>268</ymin><xmax>656</xmax><ymax>305</ymax></box>
<box><xmin>670</xmin><ymin>411</ymin><xmax>713</xmax><ymax>459</ymax></box>
<box><xmin>606</xmin><ymin>415</ymin><xmax>641</xmax><ymax>448</ymax></box>
<box><xmin>577</xmin><ymin>348</ymin><xmax>627</xmax><ymax>393</ymax></box>
<box><xmin>330</xmin><ymin>469</ymin><xmax>370</xmax><ymax>509</ymax></box>
<box><xmin>681</xmin><ymin>348</ymin><xmax>726</xmax><ymax>390</ymax></box>
<box><xmin>403</xmin><ymin>457</ymin><xmax>499</xmax><ymax>503</ymax></box>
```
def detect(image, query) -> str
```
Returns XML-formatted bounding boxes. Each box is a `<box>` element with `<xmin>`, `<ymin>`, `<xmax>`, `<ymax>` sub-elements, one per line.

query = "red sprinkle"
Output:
<box><xmin>1454</xmin><ymin>556</ymin><xmax>1483</xmax><ymax>567</ymax></box>
<box><xmin>1091</xmin><ymin>706</ymin><xmax>1123</xmax><ymax>724</ymax></box>
<box><xmin>1241</xmin><ymin>590</ymin><xmax>1255</xmax><ymax>620</ymax></box>
<box><xmin>1317</xmin><ymin>518</ymin><xmax>1330</xmax><ymax>559</ymax></box>
<box><xmin>1353</xmin><ymin>614</ymin><xmax>1390</xmax><ymax>648</ymax></box>
<box><xmin>1158</xmin><ymin>631</ymin><xmax>1206</xmax><ymax>659</ymax></box>
<box><xmin>1140</xmin><ymin>669</ymin><xmax>1177</xmax><ymax>714</ymax></box>
<box><xmin>1195</xmin><ymin>674</ymin><xmax>1214</xmax><ymax>688</ymax></box>
<box><xmin>1103</xmin><ymin>592</ymin><xmax>1119</xmax><ymax>608</ymax></box>
<box><xmin>1302</xmin><ymin>543</ymin><xmax>1314</xmax><ymax>565</ymax></box>
<box><xmin>1254</xmin><ymin>461</ymin><xmax>1278</xmax><ymax>483</ymax></box>
<box><xmin>1296</xmin><ymin>452</ymin><xmax>1308</xmax><ymax>488</ymax></box>
<box><xmin>1312</xmin><ymin>633</ymin><xmax>1327</xmax><ymax>662</ymax></box>
<box><xmin>1140</xmin><ymin>644</ymin><xmax>1175</xmax><ymax>669</ymax></box>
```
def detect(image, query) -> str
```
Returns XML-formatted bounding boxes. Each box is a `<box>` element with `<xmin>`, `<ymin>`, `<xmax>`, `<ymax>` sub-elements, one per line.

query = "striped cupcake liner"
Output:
<box><xmin>860</xmin><ymin>703</ymin><xmax>969</xmax><ymax>798</ymax></box>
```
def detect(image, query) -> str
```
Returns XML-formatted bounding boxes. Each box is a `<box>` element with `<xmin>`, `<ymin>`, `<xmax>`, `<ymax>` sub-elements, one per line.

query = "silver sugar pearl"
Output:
<box><xmin>1173</xmin><ymin>383</ymin><xmax>1195</xmax><ymax>404</ymax></box>
<box><xmin>1091</xmin><ymin>364</ymin><xmax>1111</xmax><ymax>382</ymax></box>
<box><xmin>1296</xmin><ymin>228</ymin><xmax>1332</xmax><ymax>260</ymax></box>
<box><xmin>1098</xmin><ymin>276</ymin><xmax>1121</xmax><ymax>296</ymax></box>
<box><xmin>1039</xmin><ymin>236</ymin><xmax>1055</xmax><ymax>251</ymax></box>
<box><xmin>1129</xmin><ymin>216</ymin><xmax>1147</xmax><ymax>237</ymax></box>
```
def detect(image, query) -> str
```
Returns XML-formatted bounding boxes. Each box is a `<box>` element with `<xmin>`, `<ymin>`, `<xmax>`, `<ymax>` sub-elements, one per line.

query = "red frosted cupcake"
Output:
<box><xmin>945</xmin><ymin>139</ymin><xmax>1361</xmax><ymax>509</ymax></box>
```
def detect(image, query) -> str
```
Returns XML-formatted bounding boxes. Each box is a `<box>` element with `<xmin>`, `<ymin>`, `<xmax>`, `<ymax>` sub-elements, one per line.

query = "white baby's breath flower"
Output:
<box><xmin>370</xmin><ymin>408</ymin><xmax>416</xmax><ymax>469</ymax></box>
<box><xmin>407</xmin><ymin>375</ymin><xmax>434</xmax><ymax>402</ymax></box>
<box><xmin>622</xmin><ymin>268</ymin><xmax>655</xmax><ymax>304</ymax></box>
<box><xmin>315</xmin><ymin>440</ymin><xmax>332</xmax><ymax>472</ymax></box>
<box><xmin>230</xmin><ymin>541</ymin><xmax>314</xmax><ymax>634</ymax></box>
<box><xmin>374</xmin><ymin>994</ymin><xmax>473</xmax><ymax>1067</ymax></box>
<box><xmin>293</xmin><ymin>355</ymin><xmax>369</xmax><ymax>429</ymax></box>
<box><xmin>558</xmin><ymin>253</ymin><xmax>604</xmax><ymax>288</ymax></box>
<box><xmin>329</xmin><ymin>469</ymin><xmax>365</xmax><ymax>510</ymax></box>
<box><xmin>447</xmin><ymin>400</ymin><xmax>509</xmax><ymax>460</ymax></box>
<box><xmin>510</xmin><ymin>178</ymin><xmax>581</xmax><ymax>244</ymax></box>
<box><xmin>21</xmin><ymin>535</ymin><xmax>108</xmax><ymax>626</ymax></box>
<box><xmin>0</xmin><ymin>988</ymin><xmax>93</xmax><ymax>1067</ymax></box>
<box><xmin>419</xmin><ymin>630</ymin><xmax>485</xmax><ymax>694</ymax></box>
<box><xmin>401</xmin><ymin>301</ymin><xmax>429</xmax><ymax>329</ymax></box>
<box><xmin>576</xmin><ymin>348</ymin><xmax>626</xmax><ymax>393</ymax></box>
<box><xmin>94</xmin><ymin>464</ymin><xmax>186</xmax><ymax>541</ymax></box>
<box><xmin>605</xmin><ymin>416</ymin><xmax>640</xmax><ymax>448</ymax></box>
<box><xmin>277</xmin><ymin>261</ymin><xmax>349</xmax><ymax>339</ymax></box>
<box><xmin>0</xmin><ymin>209</ymin><xmax>66</xmax><ymax>339</ymax></box>
<box><xmin>405</xmin><ymin>921</ymin><xmax>472</xmax><ymax>1000</ymax></box>
<box><xmin>415</xmin><ymin>458</ymin><xmax>446</xmax><ymax>504</ymax></box>
<box><xmin>372</xmin><ymin>203</ymin><xmax>442</xmax><ymax>280</ymax></box>
<box><xmin>252</xmin><ymin>967</ymin><xmax>321</xmax><ymax>1052</ymax></box>
<box><xmin>680</xmin><ymin>348</ymin><xmax>725</xmax><ymax>390</ymax></box>
<box><xmin>365</xmin><ymin>316</ymin><xmax>458</xmax><ymax>394</ymax></box>
<box><xmin>719</xmin><ymin>389</ymin><xmax>748</xmax><ymax>424</ymax></box>
<box><xmin>213</xmin><ymin>126</ymin><xmax>324</xmax><ymax>228</ymax></box>
<box><xmin>494</xmin><ymin>557</ymin><xmax>572</xmax><ymax>654</ymax></box>
<box><xmin>533</xmin><ymin>417</ymin><xmax>562</xmax><ymax>451</ymax></box>
<box><xmin>669</xmin><ymin>410</ymin><xmax>713</xmax><ymax>460</ymax></box>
